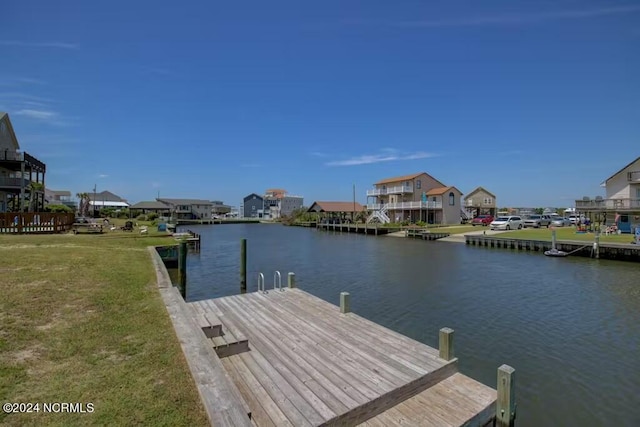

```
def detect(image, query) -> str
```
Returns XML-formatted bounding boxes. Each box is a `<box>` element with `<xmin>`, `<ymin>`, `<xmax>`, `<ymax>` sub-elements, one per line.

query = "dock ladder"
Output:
<box><xmin>257</xmin><ymin>273</ymin><xmax>266</xmax><ymax>294</ymax></box>
<box><xmin>273</xmin><ymin>271</ymin><xmax>283</xmax><ymax>291</ymax></box>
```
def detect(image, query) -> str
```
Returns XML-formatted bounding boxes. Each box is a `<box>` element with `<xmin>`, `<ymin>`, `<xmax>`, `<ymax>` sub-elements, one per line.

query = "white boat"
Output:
<box><xmin>544</xmin><ymin>248</ymin><xmax>568</xmax><ymax>257</ymax></box>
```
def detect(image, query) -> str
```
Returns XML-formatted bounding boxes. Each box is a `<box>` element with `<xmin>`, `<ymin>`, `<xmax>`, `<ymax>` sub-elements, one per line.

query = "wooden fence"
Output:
<box><xmin>0</xmin><ymin>212</ymin><xmax>75</xmax><ymax>234</ymax></box>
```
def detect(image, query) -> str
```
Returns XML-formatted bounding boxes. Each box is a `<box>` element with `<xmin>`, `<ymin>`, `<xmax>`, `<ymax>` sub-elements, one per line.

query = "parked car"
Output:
<box><xmin>490</xmin><ymin>216</ymin><xmax>524</xmax><ymax>230</ymax></box>
<box><xmin>471</xmin><ymin>215</ymin><xmax>494</xmax><ymax>226</ymax></box>
<box><xmin>524</xmin><ymin>214</ymin><xmax>553</xmax><ymax>228</ymax></box>
<box><xmin>550</xmin><ymin>217</ymin><xmax>572</xmax><ymax>227</ymax></box>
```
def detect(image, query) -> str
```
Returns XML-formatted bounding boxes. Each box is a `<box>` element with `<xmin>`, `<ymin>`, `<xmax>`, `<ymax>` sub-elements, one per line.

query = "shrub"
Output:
<box><xmin>137</xmin><ymin>214</ymin><xmax>147</xmax><ymax>221</ymax></box>
<box><xmin>147</xmin><ymin>212</ymin><xmax>159</xmax><ymax>221</ymax></box>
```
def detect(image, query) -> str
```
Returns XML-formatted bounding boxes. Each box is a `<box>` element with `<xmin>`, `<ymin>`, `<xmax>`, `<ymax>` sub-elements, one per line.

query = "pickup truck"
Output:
<box><xmin>471</xmin><ymin>215</ymin><xmax>494</xmax><ymax>226</ymax></box>
<box><xmin>524</xmin><ymin>214</ymin><xmax>553</xmax><ymax>228</ymax></box>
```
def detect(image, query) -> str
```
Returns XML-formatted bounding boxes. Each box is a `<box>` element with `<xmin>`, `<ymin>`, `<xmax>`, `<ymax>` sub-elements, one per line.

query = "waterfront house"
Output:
<box><xmin>464</xmin><ymin>187</ymin><xmax>497</xmax><ymax>218</ymax></box>
<box><xmin>366</xmin><ymin>172</ymin><xmax>463</xmax><ymax>224</ymax></box>
<box><xmin>243</xmin><ymin>193</ymin><xmax>264</xmax><ymax>218</ymax></box>
<box><xmin>0</xmin><ymin>112</ymin><xmax>46</xmax><ymax>212</ymax></box>
<box><xmin>307</xmin><ymin>201</ymin><xmax>365</xmax><ymax>222</ymax></box>
<box><xmin>263</xmin><ymin>189</ymin><xmax>303</xmax><ymax>219</ymax></box>
<box><xmin>87</xmin><ymin>190</ymin><xmax>130</xmax><ymax>214</ymax></box>
<box><xmin>575</xmin><ymin>156</ymin><xmax>640</xmax><ymax>233</ymax></box>
<box><xmin>129</xmin><ymin>200</ymin><xmax>172</xmax><ymax>216</ymax></box>
<box><xmin>156</xmin><ymin>198</ymin><xmax>213</xmax><ymax>220</ymax></box>
<box><xmin>211</xmin><ymin>200</ymin><xmax>232</xmax><ymax>216</ymax></box>
<box><xmin>44</xmin><ymin>189</ymin><xmax>77</xmax><ymax>210</ymax></box>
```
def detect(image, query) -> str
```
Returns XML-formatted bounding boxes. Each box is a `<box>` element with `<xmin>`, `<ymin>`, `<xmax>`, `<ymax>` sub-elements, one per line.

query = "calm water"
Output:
<box><xmin>180</xmin><ymin>223</ymin><xmax>640</xmax><ymax>427</ymax></box>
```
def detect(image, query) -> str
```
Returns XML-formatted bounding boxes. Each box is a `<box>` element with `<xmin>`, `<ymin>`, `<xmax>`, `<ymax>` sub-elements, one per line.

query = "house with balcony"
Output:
<box><xmin>0</xmin><ymin>112</ymin><xmax>46</xmax><ymax>213</ymax></box>
<box><xmin>45</xmin><ymin>189</ymin><xmax>77</xmax><ymax>210</ymax></box>
<box><xmin>575</xmin><ymin>156</ymin><xmax>640</xmax><ymax>233</ymax></box>
<box><xmin>156</xmin><ymin>198</ymin><xmax>213</xmax><ymax>220</ymax></box>
<box><xmin>263</xmin><ymin>189</ymin><xmax>304</xmax><ymax>219</ymax></box>
<box><xmin>366</xmin><ymin>172</ymin><xmax>463</xmax><ymax>224</ymax></box>
<box><xmin>464</xmin><ymin>187</ymin><xmax>497</xmax><ymax>218</ymax></box>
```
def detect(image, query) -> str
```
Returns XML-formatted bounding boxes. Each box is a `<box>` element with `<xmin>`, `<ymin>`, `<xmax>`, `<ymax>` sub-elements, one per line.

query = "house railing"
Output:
<box><xmin>0</xmin><ymin>177</ymin><xmax>31</xmax><ymax>188</ymax></box>
<box><xmin>0</xmin><ymin>150</ymin><xmax>24</xmax><ymax>161</ymax></box>
<box><xmin>366</xmin><ymin>185</ymin><xmax>414</xmax><ymax>196</ymax></box>
<box><xmin>575</xmin><ymin>198</ymin><xmax>640</xmax><ymax>210</ymax></box>
<box><xmin>0</xmin><ymin>212</ymin><xmax>75</xmax><ymax>234</ymax></box>
<box><xmin>367</xmin><ymin>201</ymin><xmax>443</xmax><ymax>210</ymax></box>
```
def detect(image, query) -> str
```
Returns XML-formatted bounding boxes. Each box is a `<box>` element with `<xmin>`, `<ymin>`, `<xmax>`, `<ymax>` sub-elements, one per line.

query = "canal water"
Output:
<box><xmin>180</xmin><ymin>223</ymin><xmax>640</xmax><ymax>427</ymax></box>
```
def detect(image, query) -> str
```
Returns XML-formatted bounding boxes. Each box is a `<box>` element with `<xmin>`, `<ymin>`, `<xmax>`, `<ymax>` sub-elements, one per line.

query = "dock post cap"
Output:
<box><xmin>287</xmin><ymin>272</ymin><xmax>296</xmax><ymax>288</ymax></box>
<box><xmin>340</xmin><ymin>292</ymin><xmax>351</xmax><ymax>314</ymax></box>
<box><xmin>438</xmin><ymin>328</ymin><xmax>455</xmax><ymax>361</ymax></box>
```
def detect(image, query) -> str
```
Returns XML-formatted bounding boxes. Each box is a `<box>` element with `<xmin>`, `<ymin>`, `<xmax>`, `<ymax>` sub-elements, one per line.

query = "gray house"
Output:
<box><xmin>243</xmin><ymin>193</ymin><xmax>264</xmax><ymax>218</ymax></box>
<box><xmin>156</xmin><ymin>198</ymin><xmax>213</xmax><ymax>220</ymax></box>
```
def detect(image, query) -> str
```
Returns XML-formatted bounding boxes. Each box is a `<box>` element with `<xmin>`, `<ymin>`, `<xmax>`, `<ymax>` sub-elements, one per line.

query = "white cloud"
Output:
<box><xmin>309</xmin><ymin>151</ymin><xmax>328</xmax><ymax>157</ymax></box>
<box><xmin>15</xmin><ymin>109</ymin><xmax>58</xmax><ymax>120</ymax></box>
<box><xmin>326</xmin><ymin>150</ymin><xmax>437</xmax><ymax>166</ymax></box>
<box><xmin>393</xmin><ymin>5</ymin><xmax>640</xmax><ymax>28</ymax></box>
<box><xmin>98</xmin><ymin>174</ymin><xmax>109</xmax><ymax>179</ymax></box>
<box><xmin>0</xmin><ymin>40</ymin><xmax>79</xmax><ymax>49</ymax></box>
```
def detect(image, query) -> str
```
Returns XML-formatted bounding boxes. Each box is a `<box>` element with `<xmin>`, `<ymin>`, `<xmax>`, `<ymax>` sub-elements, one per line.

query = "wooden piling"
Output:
<box><xmin>178</xmin><ymin>241</ymin><xmax>187</xmax><ymax>299</ymax></box>
<box><xmin>287</xmin><ymin>272</ymin><xmax>296</xmax><ymax>288</ymax></box>
<box><xmin>496</xmin><ymin>364</ymin><xmax>516</xmax><ymax>427</ymax></box>
<box><xmin>240</xmin><ymin>238</ymin><xmax>247</xmax><ymax>294</ymax></box>
<box><xmin>551</xmin><ymin>229</ymin><xmax>557</xmax><ymax>251</ymax></box>
<box><xmin>340</xmin><ymin>292</ymin><xmax>350</xmax><ymax>313</ymax></box>
<box><xmin>594</xmin><ymin>233</ymin><xmax>600</xmax><ymax>259</ymax></box>
<box><xmin>438</xmin><ymin>327</ymin><xmax>455</xmax><ymax>361</ymax></box>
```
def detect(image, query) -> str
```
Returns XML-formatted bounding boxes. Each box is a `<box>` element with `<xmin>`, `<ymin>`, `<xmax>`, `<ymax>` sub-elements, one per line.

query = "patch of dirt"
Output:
<box><xmin>7</xmin><ymin>346</ymin><xmax>43</xmax><ymax>364</ymax></box>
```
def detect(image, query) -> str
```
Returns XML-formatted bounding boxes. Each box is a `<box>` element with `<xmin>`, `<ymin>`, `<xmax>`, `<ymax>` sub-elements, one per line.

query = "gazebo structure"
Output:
<box><xmin>307</xmin><ymin>201</ymin><xmax>366</xmax><ymax>223</ymax></box>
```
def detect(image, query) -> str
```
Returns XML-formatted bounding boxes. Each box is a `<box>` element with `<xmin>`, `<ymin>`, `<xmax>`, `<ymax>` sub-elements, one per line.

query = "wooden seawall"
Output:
<box><xmin>406</xmin><ymin>229</ymin><xmax>451</xmax><ymax>241</ymax></box>
<box><xmin>465</xmin><ymin>235</ymin><xmax>640</xmax><ymax>262</ymax></box>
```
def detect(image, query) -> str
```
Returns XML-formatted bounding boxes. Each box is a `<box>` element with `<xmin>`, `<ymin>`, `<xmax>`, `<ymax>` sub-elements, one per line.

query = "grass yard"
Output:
<box><xmin>0</xmin><ymin>226</ymin><xmax>208</xmax><ymax>426</ymax></box>
<box><xmin>493</xmin><ymin>226</ymin><xmax>637</xmax><ymax>244</ymax></box>
<box><xmin>425</xmin><ymin>225</ymin><xmax>477</xmax><ymax>235</ymax></box>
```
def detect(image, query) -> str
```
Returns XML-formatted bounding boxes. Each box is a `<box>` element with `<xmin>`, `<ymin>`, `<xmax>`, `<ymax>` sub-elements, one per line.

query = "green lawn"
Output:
<box><xmin>492</xmin><ymin>226</ymin><xmax>636</xmax><ymax>244</ymax></box>
<box><xmin>0</xmin><ymin>227</ymin><xmax>208</xmax><ymax>426</ymax></box>
<box><xmin>425</xmin><ymin>225</ymin><xmax>478</xmax><ymax>235</ymax></box>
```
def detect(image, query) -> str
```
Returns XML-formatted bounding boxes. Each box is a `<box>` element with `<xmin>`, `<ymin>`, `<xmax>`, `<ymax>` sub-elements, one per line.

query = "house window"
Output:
<box><xmin>483</xmin><ymin>197</ymin><xmax>492</xmax><ymax>204</ymax></box>
<box><xmin>449</xmin><ymin>192</ymin><xmax>455</xmax><ymax>206</ymax></box>
<box><xmin>416</xmin><ymin>180</ymin><xmax>421</xmax><ymax>189</ymax></box>
<box><xmin>432</xmin><ymin>196</ymin><xmax>437</xmax><ymax>202</ymax></box>
<box><xmin>252</xmin><ymin>206</ymin><xmax>256</xmax><ymax>211</ymax></box>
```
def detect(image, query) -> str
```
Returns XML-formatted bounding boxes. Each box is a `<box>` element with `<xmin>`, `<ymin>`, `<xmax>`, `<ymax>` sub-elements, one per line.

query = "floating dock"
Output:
<box><xmin>405</xmin><ymin>229</ymin><xmax>451</xmax><ymax>241</ymax></box>
<box><xmin>465</xmin><ymin>235</ymin><xmax>640</xmax><ymax>262</ymax></box>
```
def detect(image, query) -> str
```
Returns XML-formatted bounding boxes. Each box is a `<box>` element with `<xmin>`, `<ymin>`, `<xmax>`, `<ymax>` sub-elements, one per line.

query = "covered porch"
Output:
<box><xmin>307</xmin><ymin>201</ymin><xmax>366</xmax><ymax>223</ymax></box>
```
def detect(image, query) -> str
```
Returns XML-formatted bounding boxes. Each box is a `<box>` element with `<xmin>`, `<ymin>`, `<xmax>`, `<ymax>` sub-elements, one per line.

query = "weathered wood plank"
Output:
<box><xmin>147</xmin><ymin>248</ymin><xmax>251</xmax><ymax>426</ymax></box>
<box><xmin>216</xmin><ymin>297</ymin><xmax>340</xmax><ymax>421</ymax></box>
<box><xmin>221</xmin><ymin>295</ymin><xmax>357</xmax><ymax>414</ymax></box>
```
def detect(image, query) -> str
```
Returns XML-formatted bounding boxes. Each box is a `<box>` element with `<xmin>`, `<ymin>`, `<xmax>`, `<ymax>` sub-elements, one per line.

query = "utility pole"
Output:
<box><xmin>93</xmin><ymin>184</ymin><xmax>97</xmax><ymax>218</ymax></box>
<box><xmin>352</xmin><ymin>184</ymin><xmax>356</xmax><ymax>222</ymax></box>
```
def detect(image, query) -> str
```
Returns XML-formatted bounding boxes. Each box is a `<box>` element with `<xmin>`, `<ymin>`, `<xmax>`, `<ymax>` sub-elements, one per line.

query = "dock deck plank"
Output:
<box><xmin>185</xmin><ymin>288</ymin><xmax>496</xmax><ymax>426</ymax></box>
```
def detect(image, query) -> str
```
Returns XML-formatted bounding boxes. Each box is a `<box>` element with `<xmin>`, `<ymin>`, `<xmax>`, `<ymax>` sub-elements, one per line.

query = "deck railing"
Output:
<box><xmin>0</xmin><ymin>151</ymin><xmax>24</xmax><ymax>161</ymax></box>
<box><xmin>367</xmin><ymin>201</ymin><xmax>443</xmax><ymax>210</ymax></box>
<box><xmin>0</xmin><ymin>212</ymin><xmax>75</xmax><ymax>234</ymax></box>
<box><xmin>366</xmin><ymin>185</ymin><xmax>414</xmax><ymax>196</ymax></box>
<box><xmin>0</xmin><ymin>177</ymin><xmax>31</xmax><ymax>188</ymax></box>
<box><xmin>575</xmin><ymin>198</ymin><xmax>640</xmax><ymax>210</ymax></box>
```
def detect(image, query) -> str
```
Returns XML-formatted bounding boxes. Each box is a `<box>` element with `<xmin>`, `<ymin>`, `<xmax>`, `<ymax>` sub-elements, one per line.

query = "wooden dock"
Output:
<box><xmin>316</xmin><ymin>223</ymin><xmax>402</xmax><ymax>236</ymax></box>
<box><xmin>465</xmin><ymin>234</ymin><xmax>640</xmax><ymax>262</ymax></box>
<box><xmin>406</xmin><ymin>229</ymin><xmax>451</xmax><ymax>241</ymax></box>
<box><xmin>183</xmin><ymin>289</ymin><xmax>509</xmax><ymax>426</ymax></box>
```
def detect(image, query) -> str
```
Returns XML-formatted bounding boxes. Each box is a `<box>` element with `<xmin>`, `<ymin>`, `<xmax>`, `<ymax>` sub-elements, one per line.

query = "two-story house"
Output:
<box><xmin>464</xmin><ymin>187</ymin><xmax>497</xmax><ymax>218</ymax></box>
<box><xmin>45</xmin><ymin>189</ymin><xmax>77</xmax><ymax>210</ymax></box>
<box><xmin>575</xmin><ymin>156</ymin><xmax>640</xmax><ymax>233</ymax></box>
<box><xmin>263</xmin><ymin>189</ymin><xmax>303</xmax><ymax>219</ymax></box>
<box><xmin>156</xmin><ymin>198</ymin><xmax>213</xmax><ymax>220</ymax></box>
<box><xmin>366</xmin><ymin>172</ymin><xmax>463</xmax><ymax>224</ymax></box>
<box><xmin>0</xmin><ymin>112</ymin><xmax>46</xmax><ymax>213</ymax></box>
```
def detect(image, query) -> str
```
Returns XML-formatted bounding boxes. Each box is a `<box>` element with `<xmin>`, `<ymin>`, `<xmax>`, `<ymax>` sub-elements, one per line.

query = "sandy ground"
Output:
<box><xmin>438</xmin><ymin>229</ymin><xmax>507</xmax><ymax>242</ymax></box>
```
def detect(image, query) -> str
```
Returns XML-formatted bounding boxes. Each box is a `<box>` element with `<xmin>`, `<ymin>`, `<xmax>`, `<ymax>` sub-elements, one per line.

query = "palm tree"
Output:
<box><xmin>75</xmin><ymin>192</ymin><xmax>91</xmax><ymax>217</ymax></box>
<box><xmin>27</xmin><ymin>182</ymin><xmax>44</xmax><ymax>212</ymax></box>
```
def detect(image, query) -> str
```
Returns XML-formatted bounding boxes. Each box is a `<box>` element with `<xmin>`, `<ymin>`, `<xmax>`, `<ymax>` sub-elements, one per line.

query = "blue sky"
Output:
<box><xmin>1</xmin><ymin>0</ymin><xmax>638</xmax><ymax>208</ymax></box>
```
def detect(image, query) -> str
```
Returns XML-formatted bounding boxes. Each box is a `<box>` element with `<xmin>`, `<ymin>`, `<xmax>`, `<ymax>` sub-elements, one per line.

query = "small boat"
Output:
<box><xmin>544</xmin><ymin>248</ymin><xmax>568</xmax><ymax>257</ymax></box>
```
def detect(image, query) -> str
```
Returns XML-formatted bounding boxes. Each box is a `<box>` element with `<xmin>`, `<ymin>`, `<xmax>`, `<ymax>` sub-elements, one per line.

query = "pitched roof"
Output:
<box><xmin>157</xmin><ymin>198</ymin><xmax>213</xmax><ymax>205</ymax></box>
<box><xmin>0</xmin><ymin>112</ymin><xmax>21</xmax><ymax>151</ymax></box>
<box><xmin>426</xmin><ymin>186</ymin><xmax>463</xmax><ymax>196</ymax></box>
<box><xmin>464</xmin><ymin>186</ymin><xmax>496</xmax><ymax>199</ymax></box>
<box><xmin>243</xmin><ymin>193</ymin><xmax>263</xmax><ymax>201</ymax></box>
<box><xmin>130</xmin><ymin>201</ymin><xmax>172</xmax><ymax>210</ymax></box>
<box><xmin>374</xmin><ymin>173</ymin><xmax>424</xmax><ymax>185</ymax></box>
<box><xmin>88</xmin><ymin>190</ymin><xmax>125</xmax><ymax>202</ymax></box>
<box><xmin>602</xmin><ymin>156</ymin><xmax>640</xmax><ymax>184</ymax></box>
<box><xmin>307</xmin><ymin>201</ymin><xmax>365</xmax><ymax>213</ymax></box>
